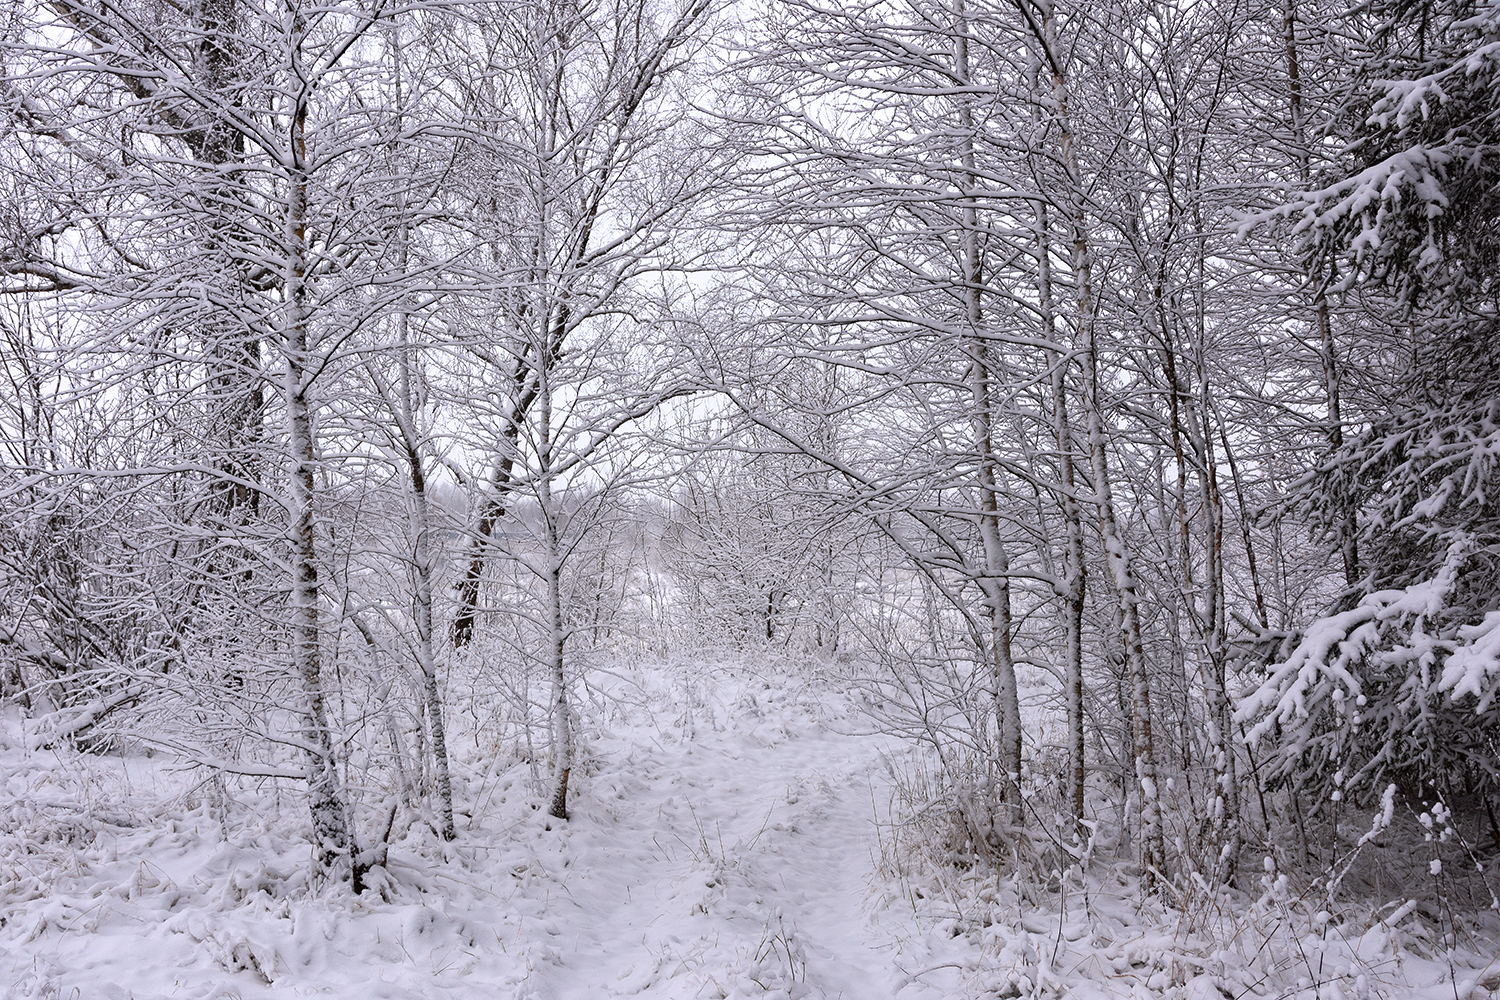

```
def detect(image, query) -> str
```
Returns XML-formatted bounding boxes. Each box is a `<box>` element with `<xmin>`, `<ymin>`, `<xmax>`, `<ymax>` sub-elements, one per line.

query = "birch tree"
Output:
<box><xmin>721</xmin><ymin>0</ymin><xmax>1310</xmax><ymax>883</ymax></box>
<box><xmin>2</xmin><ymin>0</ymin><xmax>463</xmax><ymax>886</ymax></box>
<box><xmin>439</xmin><ymin>0</ymin><xmax>712</xmax><ymax>819</ymax></box>
<box><xmin>723</xmin><ymin>0</ymin><xmax>1092</xmax><ymax>858</ymax></box>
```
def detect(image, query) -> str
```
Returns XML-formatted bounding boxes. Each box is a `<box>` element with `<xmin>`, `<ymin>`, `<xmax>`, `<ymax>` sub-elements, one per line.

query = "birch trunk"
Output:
<box><xmin>383</xmin><ymin>23</ymin><xmax>457</xmax><ymax>835</ymax></box>
<box><xmin>951</xmin><ymin>2</ymin><xmax>1022</xmax><ymax>825</ymax></box>
<box><xmin>1035</xmin><ymin>205</ymin><xmax>1088</xmax><ymax>836</ymax></box>
<box><xmin>398</xmin><ymin>343</ymin><xmax>456</xmax><ymax>842</ymax></box>
<box><xmin>1190</xmin><ymin>145</ymin><xmax>1242</xmax><ymax>878</ymax></box>
<box><xmin>545</xmin><ymin>550</ymin><xmax>571</xmax><ymax>820</ymax></box>
<box><xmin>375</xmin><ymin>16</ymin><xmax>458</xmax><ymax>842</ymax></box>
<box><xmin>1036</xmin><ymin>6</ymin><xmax>1166</xmax><ymax>884</ymax></box>
<box><xmin>284</xmin><ymin>78</ymin><xmax>360</xmax><ymax>887</ymax></box>
<box><xmin>450</xmin><ymin>381</ymin><xmax>535</xmax><ymax>649</ymax></box>
<box><xmin>198</xmin><ymin>0</ymin><xmax>263</xmax><ymax>526</ymax></box>
<box><xmin>1199</xmin><ymin>407</ymin><xmax>1241</xmax><ymax>878</ymax></box>
<box><xmin>539</xmin><ymin>371</ymin><xmax>571</xmax><ymax>820</ymax></box>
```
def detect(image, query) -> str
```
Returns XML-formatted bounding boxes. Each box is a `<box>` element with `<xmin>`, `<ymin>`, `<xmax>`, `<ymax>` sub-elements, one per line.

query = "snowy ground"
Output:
<box><xmin>4</xmin><ymin>659</ymin><xmax>1499</xmax><ymax>999</ymax></box>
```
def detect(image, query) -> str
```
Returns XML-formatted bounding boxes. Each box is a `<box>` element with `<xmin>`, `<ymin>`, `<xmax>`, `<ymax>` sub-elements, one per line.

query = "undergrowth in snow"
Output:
<box><xmin>3</xmin><ymin>658</ymin><xmax>1498</xmax><ymax>999</ymax></box>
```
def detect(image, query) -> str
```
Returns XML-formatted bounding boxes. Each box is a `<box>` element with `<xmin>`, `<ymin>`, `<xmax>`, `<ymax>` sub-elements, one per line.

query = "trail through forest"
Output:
<box><xmin>6</xmin><ymin>661</ymin><xmax>1500</xmax><ymax>1000</ymax></box>
<box><xmin>514</xmin><ymin>674</ymin><xmax>908</xmax><ymax>999</ymax></box>
<box><xmin>0</xmin><ymin>664</ymin><xmax>942</xmax><ymax>1000</ymax></box>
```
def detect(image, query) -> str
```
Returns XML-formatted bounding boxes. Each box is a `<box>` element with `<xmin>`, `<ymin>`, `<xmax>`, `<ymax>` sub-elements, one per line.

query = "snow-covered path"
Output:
<box><xmin>9</xmin><ymin>662</ymin><xmax>1500</xmax><ymax>1000</ymax></box>
<box><xmin>514</xmin><ymin>680</ymin><xmax>908</xmax><ymax>999</ymax></box>
<box><xmin>1</xmin><ymin>664</ymin><xmax>932</xmax><ymax>1000</ymax></box>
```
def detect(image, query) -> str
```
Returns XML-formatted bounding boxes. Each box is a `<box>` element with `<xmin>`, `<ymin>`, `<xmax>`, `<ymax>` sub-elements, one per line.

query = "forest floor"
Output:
<box><xmin>3</xmin><ymin>658</ymin><xmax>1500</xmax><ymax>999</ymax></box>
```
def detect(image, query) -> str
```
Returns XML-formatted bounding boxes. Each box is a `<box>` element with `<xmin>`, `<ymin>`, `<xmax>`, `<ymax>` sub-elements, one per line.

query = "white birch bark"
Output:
<box><xmin>1033</xmin><ymin>3</ymin><xmax>1166</xmax><ymax>883</ymax></box>
<box><xmin>383</xmin><ymin>21</ymin><xmax>456</xmax><ymax>840</ymax></box>
<box><xmin>282</xmin><ymin>17</ymin><xmax>360</xmax><ymax>887</ymax></box>
<box><xmin>1035</xmin><ymin>205</ymin><xmax>1088</xmax><ymax>836</ymax></box>
<box><xmin>538</xmin><ymin>367</ymin><xmax>572</xmax><ymax>820</ymax></box>
<box><xmin>953</xmin><ymin>0</ymin><xmax>1023</xmax><ymax>827</ymax></box>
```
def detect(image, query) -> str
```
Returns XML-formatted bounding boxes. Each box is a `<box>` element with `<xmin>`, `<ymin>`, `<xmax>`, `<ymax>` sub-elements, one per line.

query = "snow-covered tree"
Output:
<box><xmin>439</xmin><ymin>0</ymin><xmax>712</xmax><ymax>820</ymax></box>
<box><xmin>1241</xmin><ymin>0</ymin><xmax>1500</xmax><ymax>811</ymax></box>
<box><xmin>1</xmin><ymin>0</ymin><xmax>466</xmax><ymax>887</ymax></box>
